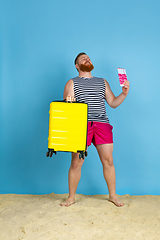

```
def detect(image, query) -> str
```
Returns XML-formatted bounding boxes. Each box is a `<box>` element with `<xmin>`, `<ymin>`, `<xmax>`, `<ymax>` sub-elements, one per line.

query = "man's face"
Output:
<box><xmin>76</xmin><ymin>55</ymin><xmax>94</xmax><ymax>72</ymax></box>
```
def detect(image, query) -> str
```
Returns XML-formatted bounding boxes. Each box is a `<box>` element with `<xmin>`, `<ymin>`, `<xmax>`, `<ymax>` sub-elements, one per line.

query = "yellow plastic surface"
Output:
<box><xmin>48</xmin><ymin>102</ymin><xmax>88</xmax><ymax>153</ymax></box>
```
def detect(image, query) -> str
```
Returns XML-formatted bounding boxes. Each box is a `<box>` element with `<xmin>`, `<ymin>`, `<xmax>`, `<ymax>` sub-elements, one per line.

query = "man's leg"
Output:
<box><xmin>60</xmin><ymin>152</ymin><xmax>84</xmax><ymax>207</ymax></box>
<box><xmin>96</xmin><ymin>144</ymin><xmax>124</xmax><ymax>207</ymax></box>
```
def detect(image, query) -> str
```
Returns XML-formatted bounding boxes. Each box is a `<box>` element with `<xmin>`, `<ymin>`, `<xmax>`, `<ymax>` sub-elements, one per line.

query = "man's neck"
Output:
<box><xmin>78</xmin><ymin>71</ymin><xmax>93</xmax><ymax>78</ymax></box>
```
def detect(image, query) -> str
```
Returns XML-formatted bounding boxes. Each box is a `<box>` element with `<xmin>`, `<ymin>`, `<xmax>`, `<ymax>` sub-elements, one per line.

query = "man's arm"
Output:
<box><xmin>63</xmin><ymin>79</ymin><xmax>76</xmax><ymax>101</ymax></box>
<box><xmin>104</xmin><ymin>79</ymin><xmax>129</xmax><ymax>108</ymax></box>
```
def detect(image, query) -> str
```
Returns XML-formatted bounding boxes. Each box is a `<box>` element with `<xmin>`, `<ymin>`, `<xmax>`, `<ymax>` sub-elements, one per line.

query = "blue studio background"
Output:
<box><xmin>0</xmin><ymin>0</ymin><xmax>160</xmax><ymax>195</ymax></box>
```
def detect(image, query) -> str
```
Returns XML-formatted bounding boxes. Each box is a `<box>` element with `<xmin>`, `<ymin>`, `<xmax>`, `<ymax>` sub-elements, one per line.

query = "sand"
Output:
<box><xmin>0</xmin><ymin>193</ymin><xmax>160</xmax><ymax>240</ymax></box>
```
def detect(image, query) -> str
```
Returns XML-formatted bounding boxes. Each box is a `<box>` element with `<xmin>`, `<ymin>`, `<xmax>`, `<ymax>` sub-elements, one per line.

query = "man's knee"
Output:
<box><xmin>71</xmin><ymin>153</ymin><xmax>84</xmax><ymax>169</ymax></box>
<box><xmin>102</xmin><ymin>155</ymin><xmax>113</xmax><ymax>167</ymax></box>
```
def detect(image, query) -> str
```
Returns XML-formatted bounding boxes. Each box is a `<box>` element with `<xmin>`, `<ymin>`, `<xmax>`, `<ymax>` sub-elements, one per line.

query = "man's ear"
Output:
<box><xmin>75</xmin><ymin>64</ymin><xmax>79</xmax><ymax>71</ymax></box>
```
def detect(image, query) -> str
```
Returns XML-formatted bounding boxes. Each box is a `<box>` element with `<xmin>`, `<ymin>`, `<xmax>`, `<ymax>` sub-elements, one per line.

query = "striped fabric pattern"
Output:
<box><xmin>72</xmin><ymin>76</ymin><xmax>109</xmax><ymax>123</ymax></box>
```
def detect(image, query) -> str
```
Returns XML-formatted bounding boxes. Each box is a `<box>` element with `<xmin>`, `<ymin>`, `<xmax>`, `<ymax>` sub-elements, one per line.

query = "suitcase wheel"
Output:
<box><xmin>49</xmin><ymin>151</ymin><xmax>53</xmax><ymax>157</ymax></box>
<box><xmin>79</xmin><ymin>153</ymin><xmax>85</xmax><ymax>159</ymax></box>
<box><xmin>46</xmin><ymin>151</ymin><xmax>49</xmax><ymax>157</ymax></box>
<box><xmin>85</xmin><ymin>151</ymin><xmax>88</xmax><ymax>157</ymax></box>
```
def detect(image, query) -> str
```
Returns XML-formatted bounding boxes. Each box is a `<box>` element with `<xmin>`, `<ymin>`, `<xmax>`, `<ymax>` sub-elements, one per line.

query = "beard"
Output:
<box><xmin>79</xmin><ymin>61</ymin><xmax>94</xmax><ymax>72</ymax></box>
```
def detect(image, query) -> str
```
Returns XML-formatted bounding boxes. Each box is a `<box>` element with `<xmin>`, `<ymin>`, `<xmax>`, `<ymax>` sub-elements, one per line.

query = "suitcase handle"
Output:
<box><xmin>51</xmin><ymin>100</ymin><xmax>86</xmax><ymax>104</ymax></box>
<box><xmin>63</xmin><ymin>99</ymin><xmax>77</xmax><ymax>103</ymax></box>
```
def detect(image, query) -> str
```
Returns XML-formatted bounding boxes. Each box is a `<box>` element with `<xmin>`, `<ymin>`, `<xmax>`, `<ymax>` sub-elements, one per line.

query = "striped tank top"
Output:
<box><xmin>72</xmin><ymin>76</ymin><xmax>109</xmax><ymax>123</ymax></box>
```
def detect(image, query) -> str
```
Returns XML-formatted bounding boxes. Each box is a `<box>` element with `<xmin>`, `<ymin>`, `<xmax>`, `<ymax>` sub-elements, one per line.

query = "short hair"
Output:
<box><xmin>74</xmin><ymin>52</ymin><xmax>87</xmax><ymax>65</ymax></box>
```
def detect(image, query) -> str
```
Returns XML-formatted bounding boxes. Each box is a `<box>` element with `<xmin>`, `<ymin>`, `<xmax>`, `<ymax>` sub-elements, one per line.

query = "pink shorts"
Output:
<box><xmin>87</xmin><ymin>121</ymin><xmax>113</xmax><ymax>146</ymax></box>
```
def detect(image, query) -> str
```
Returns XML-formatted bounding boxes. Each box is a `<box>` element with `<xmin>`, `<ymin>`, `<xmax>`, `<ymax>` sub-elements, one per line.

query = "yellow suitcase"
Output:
<box><xmin>46</xmin><ymin>101</ymin><xmax>88</xmax><ymax>159</ymax></box>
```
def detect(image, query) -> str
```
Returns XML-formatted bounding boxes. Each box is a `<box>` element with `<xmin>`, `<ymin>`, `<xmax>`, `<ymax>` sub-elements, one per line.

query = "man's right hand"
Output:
<box><xmin>65</xmin><ymin>94</ymin><xmax>76</xmax><ymax>102</ymax></box>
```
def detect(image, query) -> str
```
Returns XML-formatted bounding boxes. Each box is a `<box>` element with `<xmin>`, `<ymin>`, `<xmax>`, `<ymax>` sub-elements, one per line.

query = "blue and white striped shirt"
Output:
<box><xmin>72</xmin><ymin>76</ymin><xmax>109</xmax><ymax>123</ymax></box>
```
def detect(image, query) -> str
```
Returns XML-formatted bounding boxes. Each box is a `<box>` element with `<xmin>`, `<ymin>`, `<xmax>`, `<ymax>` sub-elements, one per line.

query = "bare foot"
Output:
<box><xmin>108</xmin><ymin>196</ymin><xmax>124</xmax><ymax>207</ymax></box>
<box><xmin>60</xmin><ymin>198</ymin><xmax>75</xmax><ymax>207</ymax></box>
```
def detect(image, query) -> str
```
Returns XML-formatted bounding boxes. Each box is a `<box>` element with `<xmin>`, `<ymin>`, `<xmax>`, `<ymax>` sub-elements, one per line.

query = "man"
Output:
<box><xmin>60</xmin><ymin>52</ymin><xmax>130</xmax><ymax>207</ymax></box>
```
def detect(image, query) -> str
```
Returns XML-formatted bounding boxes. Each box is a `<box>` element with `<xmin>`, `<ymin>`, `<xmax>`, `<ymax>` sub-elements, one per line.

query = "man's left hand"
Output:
<box><xmin>122</xmin><ymin>81</ymin><xmax>130</xmax><ymax>96</ymax></box>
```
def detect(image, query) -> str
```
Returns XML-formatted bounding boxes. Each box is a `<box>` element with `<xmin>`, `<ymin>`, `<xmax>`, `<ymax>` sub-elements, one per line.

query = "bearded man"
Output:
<box><xmin>60</xmin><ymin>52</ymin><xmax>130</xmax><ymax>207</ymax></box>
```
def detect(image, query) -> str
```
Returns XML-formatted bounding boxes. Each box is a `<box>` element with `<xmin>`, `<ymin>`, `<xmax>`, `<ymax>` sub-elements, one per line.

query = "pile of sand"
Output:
<box><xmin>0</xmin><ymin>193</ymin><xmax>160</xmax><ymax>240</ymax></box>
